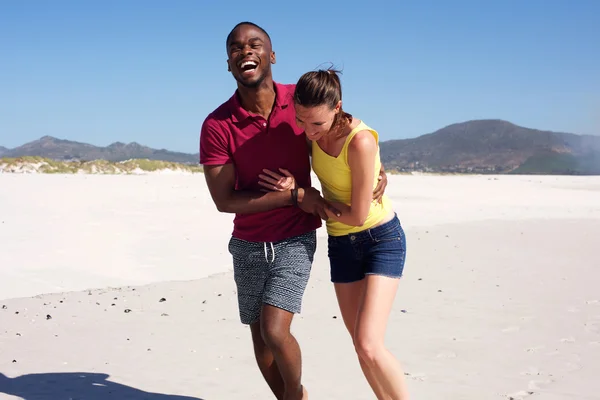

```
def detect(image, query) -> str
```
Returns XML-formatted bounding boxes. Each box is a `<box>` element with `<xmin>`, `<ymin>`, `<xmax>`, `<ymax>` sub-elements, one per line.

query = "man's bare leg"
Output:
<box><xmin>250</xmin><ymin>320</ymin><xmax>285</xmax><ymax>399</ymax></box>
<box><xmin>260</xmin><ymin>304</ymin><xmax>307</xmax><ymax>400</ymax></box>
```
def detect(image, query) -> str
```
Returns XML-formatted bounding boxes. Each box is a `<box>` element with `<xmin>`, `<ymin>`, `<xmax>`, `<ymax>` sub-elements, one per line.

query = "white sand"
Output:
<box><xmin>1</xmin><ymin>173</ymin><xmax>599</xmax><ymax>399</ymax></box>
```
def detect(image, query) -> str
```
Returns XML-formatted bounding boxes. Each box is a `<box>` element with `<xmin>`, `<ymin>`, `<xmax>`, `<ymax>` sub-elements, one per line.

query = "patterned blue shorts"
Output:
<box><xmin>228</xmin><ymin>230</ymin><xmax>316</xmax><ymax>325</ymax></box>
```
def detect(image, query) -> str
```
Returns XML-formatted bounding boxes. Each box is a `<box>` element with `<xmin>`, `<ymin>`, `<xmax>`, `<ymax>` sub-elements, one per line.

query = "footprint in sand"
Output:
<box><xmin>528</xmin><ymin>378</ymin><xmax>554</xmax><ymax>391</ymax></box>
<box><xmin>589</xmin><ymin>341</ymin><xmax>600</xmax><ymax>346</ymax></box>
<box><xmin>507</xmin><ymin>379</ymin><xmax>554</xmax><ymax>399</ymax></box>
<box><xmin>567</xmin><ymin>307</ymin><xmax>580</xmax><ymax>313</ymax></box>
<box><xmin>565</xmin><ymin>362</ymin><xmax>582</xmax><ymax>372</ymax></box>
<box><xmin>560</xmin><ymin>337</ymin><xmax>576</xmax><ymax>344</ymax></box>
<box><xmin>404</xmin><ymin>372</ymin><xmax>427</xmax><ymax>381</ymax></box>
<box><xmin>520</xmin><ymin>367</ymin><xmax>542</xmax><ymax>376</ymax></box>
<box><xmin>584</xmin><ymin>321</ymin><xmax>599</xmax><ymax>334</ymax></box>
<box><xmin>436</xmin><ymin>351</ymin><xmax>457</xmax><ymax>359</ymax></box>
<box><xmin>502</xmin><ymin>326</ymin><xmax>521</xmax><ymax>333</ymax></box>
<box><xmin>586</xmin><ymin>300</ymin><xmax>599</xmax><ymax>305</ymax></box>
<box><xmin>526</xmin><ymin>345</ymin><xmax>545</xmax><ymax>353</ymax></box>
<box><xmin>506</xmin><ymin>389</ymin><xmax>535</xmax><ymax>399</ymax></box>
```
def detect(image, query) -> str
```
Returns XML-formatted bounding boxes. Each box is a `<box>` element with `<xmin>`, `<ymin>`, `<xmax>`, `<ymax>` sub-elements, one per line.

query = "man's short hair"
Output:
<box><xmin>226</xmin><ymin>21</ymin><xmax>271</xmax><ymax>49</ymax></box>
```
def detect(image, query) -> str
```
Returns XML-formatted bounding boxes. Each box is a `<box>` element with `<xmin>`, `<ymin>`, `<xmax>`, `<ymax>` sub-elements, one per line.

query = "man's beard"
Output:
<box><xmin>235</xmin><ymin>70</ymin><xmax>267</xmax><ymax>89</ymax></box>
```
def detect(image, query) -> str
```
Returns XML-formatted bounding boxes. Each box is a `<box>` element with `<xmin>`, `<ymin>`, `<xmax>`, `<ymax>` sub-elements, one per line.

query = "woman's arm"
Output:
<box><xmin>324</xmin><ymin>130</ymin><xmax>377</xmax><ymax>226</ymax></box>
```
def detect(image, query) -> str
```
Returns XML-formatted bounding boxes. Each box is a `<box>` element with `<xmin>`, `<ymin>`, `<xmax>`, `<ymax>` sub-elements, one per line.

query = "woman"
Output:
<box><xmin>259</xmin><ymin>68</ymin><xmax>409</xmax><ymax>399</ymax></box>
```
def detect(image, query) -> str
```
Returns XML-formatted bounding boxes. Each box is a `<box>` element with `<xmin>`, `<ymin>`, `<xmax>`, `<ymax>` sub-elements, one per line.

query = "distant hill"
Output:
<box><xmin>1</xmin><ymin>136</ymin><xmax>199</xmax><ymax>164</ymax></box>
<box><xmin>2</xmin><ymin>120</ymin><xmax>599</xmax><ymax>175</ymax></box>
<box><xmin>0</xmin><ymin>156</ymin><xmax>202</xmax><ymax>175</ymax></box>
<box><xmin>380</xmin><ymin>120</ymin><xmax>600</xmax><ymax>175</ymax></box>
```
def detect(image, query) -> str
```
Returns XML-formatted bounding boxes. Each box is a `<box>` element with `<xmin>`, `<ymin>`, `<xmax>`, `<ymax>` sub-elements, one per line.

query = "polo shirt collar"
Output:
<box><xmin>229</xmin><ymin>81</ymin><xmax>291</xmax><ymax>123</ymax></box>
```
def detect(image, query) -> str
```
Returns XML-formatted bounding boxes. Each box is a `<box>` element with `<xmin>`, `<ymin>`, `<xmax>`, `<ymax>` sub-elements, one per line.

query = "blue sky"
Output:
<box><xmin>1</xmin><ymin>0</ymin><xmax>598</xmax><ymax>153</ymax></box>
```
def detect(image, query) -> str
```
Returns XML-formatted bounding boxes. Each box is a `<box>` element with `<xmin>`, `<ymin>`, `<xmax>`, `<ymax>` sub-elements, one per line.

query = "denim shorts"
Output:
<box><xmin>327</xmin><ymin>214</ymin><xmax>406</xmax><ymax>283</ymax></box>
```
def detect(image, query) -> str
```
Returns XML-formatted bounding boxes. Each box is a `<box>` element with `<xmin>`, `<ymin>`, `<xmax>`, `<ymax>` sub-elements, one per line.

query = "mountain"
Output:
<box><xmin>380</xmin><ymin>120</ymin><xmax>600</xmax><ymax>175</ymax></box>
<box><xmin>2</xmin><ymin>136</ymin><xmax>199</xmax><ymax>164</ymax></box>
<box><xmin>2</xmin><ymin>120</ymin><xmax>599</xmax><ymax>174</ymax></box>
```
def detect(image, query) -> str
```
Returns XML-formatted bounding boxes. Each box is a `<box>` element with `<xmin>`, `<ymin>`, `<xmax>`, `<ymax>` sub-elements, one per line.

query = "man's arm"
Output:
<box><xmin>200</xmin><ymin>117</ymin><xmax>293</xmax><ymax>215</ymax></box>
<box><xmin>204</xmin><ymin>164</ymin><xmax>294</xmax><ymax>214</ymax></box>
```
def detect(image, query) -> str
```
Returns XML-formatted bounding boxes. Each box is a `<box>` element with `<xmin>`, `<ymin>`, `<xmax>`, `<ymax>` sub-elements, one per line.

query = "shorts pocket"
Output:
<box><xmin>373</xmin><ymin>225</ymin><xmax>404</xmax><ymax>243</ymax></box>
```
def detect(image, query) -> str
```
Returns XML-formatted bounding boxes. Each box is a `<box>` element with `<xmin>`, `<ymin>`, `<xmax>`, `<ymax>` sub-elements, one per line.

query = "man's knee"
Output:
<box><xmin>262</xmin><ymin>323</ymin><xmax>292</xmax><ymax>351</ymax></box>
<box><xmin>260</xmin><ymin>305</ymin><xmax>293</xmax><ymax>350</ymax></box>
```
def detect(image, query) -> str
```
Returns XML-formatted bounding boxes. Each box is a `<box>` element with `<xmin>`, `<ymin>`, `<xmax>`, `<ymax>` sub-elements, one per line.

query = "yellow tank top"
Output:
<box><xmin>311</xmin><ymin>121</ymin><xmax>392</xmax><ymax>237</ymax></box>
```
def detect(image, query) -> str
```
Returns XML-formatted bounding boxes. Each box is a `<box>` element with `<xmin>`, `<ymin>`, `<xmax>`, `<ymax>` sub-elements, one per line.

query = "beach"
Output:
<box><xmin>1</xmin><ymin>173</ymin><xmax>599</xmax><ymax>399</ymax></box>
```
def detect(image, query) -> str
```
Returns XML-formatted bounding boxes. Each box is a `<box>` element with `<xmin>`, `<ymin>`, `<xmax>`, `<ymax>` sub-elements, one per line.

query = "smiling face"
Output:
<box><xmin>294</xmin><ymin>102</ymin><xmax>341</xmax><ymax>141</ymax></box>
<box><xmin>226</xmin><ymin>24</ymin><xmax>275</xmax><ymax>88</ymax></box>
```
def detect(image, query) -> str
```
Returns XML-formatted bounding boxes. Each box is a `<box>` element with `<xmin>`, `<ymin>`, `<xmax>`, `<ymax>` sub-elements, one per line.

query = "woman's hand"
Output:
<box><xmin>258</xmin><ymin>168</ymin><xmax>297</xmax><ymax>192</ymax></box>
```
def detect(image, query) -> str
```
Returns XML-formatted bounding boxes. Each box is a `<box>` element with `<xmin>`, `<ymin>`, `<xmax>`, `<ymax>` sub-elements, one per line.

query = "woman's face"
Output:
<box><xmin>294</xmin><ymin>102</ymin><xmax>341</xmax><ymax>141</ymax></box>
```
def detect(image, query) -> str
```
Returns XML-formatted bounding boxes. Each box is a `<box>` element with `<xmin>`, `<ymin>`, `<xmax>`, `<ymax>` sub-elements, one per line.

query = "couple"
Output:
<box><xmin>199</xmin><ymin>22</ymin><xmax>409</xmax><ymax>400</ymax></box>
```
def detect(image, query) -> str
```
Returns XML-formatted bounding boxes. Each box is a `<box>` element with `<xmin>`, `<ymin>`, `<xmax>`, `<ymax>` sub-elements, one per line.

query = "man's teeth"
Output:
<box><xmin>241</xmin><ymin>61</ymin><xmax>257</xmax><ymax>68</ymax></box>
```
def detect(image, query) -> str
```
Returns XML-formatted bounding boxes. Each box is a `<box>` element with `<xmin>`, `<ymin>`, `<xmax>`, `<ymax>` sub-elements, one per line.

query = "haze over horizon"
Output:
<box><xmin>2</xmin><ymin>1</ymin><xmax>599</xmax><ymax>153</ymax></box>
<box><xmin>2</xmin><ymin>118</ymin><xmax>599</xmax><ymax>155</ymax></box>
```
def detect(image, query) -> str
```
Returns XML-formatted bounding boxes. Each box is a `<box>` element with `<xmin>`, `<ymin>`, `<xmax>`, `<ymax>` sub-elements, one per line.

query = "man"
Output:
<box><xmin>199</xmin><ymin>22</ymin><xmax>387</xmax><ymax>400</ymax></box>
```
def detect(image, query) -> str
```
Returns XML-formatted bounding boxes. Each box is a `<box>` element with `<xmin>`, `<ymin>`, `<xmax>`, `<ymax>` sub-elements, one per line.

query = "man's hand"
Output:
<box><xmin>372</xmin><ymin>165</ymin><xmax>388</xmax><ymax>203</ymax></box>
<box><xmin>258</xmin><ymin>168</ymin><xmax>296</xmax><ymax>192</ymax></box>
<box><xmin>257</xmin><ymin>169</ymin><xmax>341</xmax><ymax>219</ymax></box>
<box><xmin>297</xmin><ymin>187</ymin><xmax>341</xmax><ymax>220</ymax></box>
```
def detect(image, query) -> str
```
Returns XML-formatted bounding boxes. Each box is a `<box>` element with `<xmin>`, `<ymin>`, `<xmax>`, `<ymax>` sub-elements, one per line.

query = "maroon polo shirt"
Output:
<box><xmin>199</xmin><ymin>82</ymin><xmax>321</xmax><ymax>243</ymax></box>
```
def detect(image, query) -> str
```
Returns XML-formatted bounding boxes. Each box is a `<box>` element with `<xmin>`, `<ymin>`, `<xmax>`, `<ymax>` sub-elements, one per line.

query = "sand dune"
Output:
<box><xmin>1</xmin><ymin>173</ymin><xmax>599</xmax><ymax>399</ymax></box>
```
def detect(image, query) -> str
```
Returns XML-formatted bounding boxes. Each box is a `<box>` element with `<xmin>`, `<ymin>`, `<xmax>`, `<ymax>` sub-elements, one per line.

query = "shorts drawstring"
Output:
<box><xmin>263</xmin><ymin>242</ymin><xmax>275</xmax><ymax>263</ymax></box>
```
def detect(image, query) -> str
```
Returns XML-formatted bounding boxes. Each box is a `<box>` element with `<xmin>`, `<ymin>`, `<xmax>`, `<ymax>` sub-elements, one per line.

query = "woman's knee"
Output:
<box><xmin>354</xmin><ymin>334</ymin><xmax>385</xmax><ymax>365</ymax></box>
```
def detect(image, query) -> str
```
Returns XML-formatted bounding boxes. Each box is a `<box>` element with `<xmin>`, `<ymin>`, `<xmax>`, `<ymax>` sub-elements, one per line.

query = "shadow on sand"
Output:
<box><xmin>0</xmin><ymin>372</ymin><xmax>204</xmax><ymax>400</ymax></box>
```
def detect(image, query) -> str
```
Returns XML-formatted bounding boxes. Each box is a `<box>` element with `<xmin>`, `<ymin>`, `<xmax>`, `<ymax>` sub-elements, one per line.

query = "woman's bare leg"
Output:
<box><xmin>354</xmin><ymin>275</ymin><xmax>409</xmax><ymax>399</ymax></box>
<box><xmin>334</xmin><ymin>280</ymin><xmax>391</xmax><ymax>400</ymax></box>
